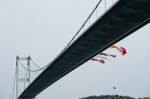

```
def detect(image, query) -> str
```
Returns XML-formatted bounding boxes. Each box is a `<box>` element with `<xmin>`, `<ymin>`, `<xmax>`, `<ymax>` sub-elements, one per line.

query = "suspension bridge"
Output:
<box><xmin>12</xmin><ymin>0</ymin><xmax>150</xmax><ymax>99</ymax></box>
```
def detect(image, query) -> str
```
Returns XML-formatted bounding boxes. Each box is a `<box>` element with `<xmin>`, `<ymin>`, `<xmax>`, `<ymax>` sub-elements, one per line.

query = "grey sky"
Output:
<box><xmin>0</xmin><ymin>0</ymin><xmax>150</xmax><ymax>99</ymax></box>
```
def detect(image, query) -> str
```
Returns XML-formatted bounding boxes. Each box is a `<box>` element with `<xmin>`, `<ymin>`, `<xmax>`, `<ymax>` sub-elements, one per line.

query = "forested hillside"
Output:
<box><xmin>80</xmin><ymin>95</ymin><xmax>150</xmax><ymax>99</ymax></box>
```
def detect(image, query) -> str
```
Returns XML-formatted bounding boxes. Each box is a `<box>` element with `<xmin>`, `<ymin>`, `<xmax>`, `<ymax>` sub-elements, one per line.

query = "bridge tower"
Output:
<box><xmin>16</xmin><ymin>56</ymin><xmax>31</xmax><ymax>99</ymax></box>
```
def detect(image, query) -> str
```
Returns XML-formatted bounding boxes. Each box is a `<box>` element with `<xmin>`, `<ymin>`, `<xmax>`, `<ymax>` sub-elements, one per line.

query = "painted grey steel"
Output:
<box><xmin>16</xmin><ymin>56</ymin><xmax>31</xmax><ymax>99</ymax></box>
<box><xmin>19</xmin><ymin>0</ymin><xmax>150</xmax><ymax>98</ymax></box>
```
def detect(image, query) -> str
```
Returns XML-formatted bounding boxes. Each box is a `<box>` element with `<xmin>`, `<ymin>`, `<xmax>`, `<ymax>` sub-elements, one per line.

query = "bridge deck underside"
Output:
<box><xmin>19</xmin><ymin>0</ymin><xmax>150</xmax><ymax>98</ymax></box>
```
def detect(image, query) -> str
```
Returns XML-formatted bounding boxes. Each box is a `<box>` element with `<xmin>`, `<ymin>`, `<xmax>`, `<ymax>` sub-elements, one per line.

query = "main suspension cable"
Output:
<box><xmin>19</xmin><ymin>61</ymin><xmax>47</xmax><ymax>72</ymax></box>
<box><xmin>59</xmin><ymin>0</ymin><xmax>103</xmax><ymax>54</ymax></box>
<box><xmin>30</xmin><ymin>59</ymin><xmax>48</xmax><ymax>70</ymax></box>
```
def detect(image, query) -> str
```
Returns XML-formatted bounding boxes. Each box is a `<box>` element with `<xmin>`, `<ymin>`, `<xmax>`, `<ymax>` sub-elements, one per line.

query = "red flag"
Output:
<box><xmin>91</xmin><ymin>58</ymin><xmax>105</xmax><ymax>64</ymax></box>
<box><xmin>111</xmin><ymin>45</ymin><xmax>127</xmax><ymax>56</ymax></box>
<box><xmin>99</xmin><ymin>53</ymin><xmax>117</xmax><ymax>58</ymax></box>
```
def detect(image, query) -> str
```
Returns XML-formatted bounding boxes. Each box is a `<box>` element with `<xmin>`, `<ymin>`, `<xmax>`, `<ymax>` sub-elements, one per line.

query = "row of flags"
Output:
<box><xmin>91</xmin><ymin>44</ymin><xmax>127</xmax><ymax>64</ymax></box>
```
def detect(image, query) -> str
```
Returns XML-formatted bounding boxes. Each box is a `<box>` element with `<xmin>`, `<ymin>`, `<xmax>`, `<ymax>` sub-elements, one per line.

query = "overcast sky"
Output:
<box><xmin>0</xmin><ymin>0</ymin><xmax>150</xmax><ymax>99</ymax></box>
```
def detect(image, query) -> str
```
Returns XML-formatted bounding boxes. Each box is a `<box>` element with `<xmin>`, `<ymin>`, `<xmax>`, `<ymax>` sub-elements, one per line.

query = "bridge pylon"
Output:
<box><xmin>16</xmin><ymin>56</ymin><xmax>31</xmax><ymax>99</ymax></box>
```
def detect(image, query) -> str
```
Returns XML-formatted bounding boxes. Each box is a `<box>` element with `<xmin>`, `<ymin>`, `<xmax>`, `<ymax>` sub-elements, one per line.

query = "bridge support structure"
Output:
<box><xmin>16</xmin><ymin>56</ymin><xmax>31</xmax><ymax>99</ymax></box>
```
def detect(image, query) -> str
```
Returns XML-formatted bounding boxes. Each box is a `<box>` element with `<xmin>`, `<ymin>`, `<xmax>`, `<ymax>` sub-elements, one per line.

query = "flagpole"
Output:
<box><xmin>113</xmin><ymin>86</ymin><xmax>116</xmax><ymax>99</ymax></box>
<box><xmin>113</xmin><ymin>88</ymin><xmax>114</xmax><ymax>96</ymax></box>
